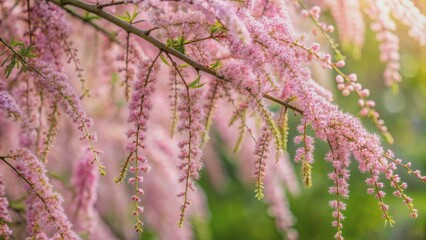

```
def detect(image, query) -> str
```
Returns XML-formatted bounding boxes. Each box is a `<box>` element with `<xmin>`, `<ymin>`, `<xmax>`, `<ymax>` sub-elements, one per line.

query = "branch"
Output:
<box><xmin>61</xmin><ymin>7</ymin><xmax>120</xmax><ymax>44</ymax></box>
<box><xmin>263</xmin><ymin>94</ymin><xmax>303</xmax><ymax>114</ymax></box>
<box><xmin>96</xmin><ymin>1</ymin><xmax>125</xmax><ymax>9</ymax></box>
<box><xmin>48</xmin><ymin>0</ymin><xmax>303</xmax><ymax>114</ymax></box>
<box><xmin>50</xmin><ymin>0</ymin><xmax>216</xmax><ymax>74</ymax></box>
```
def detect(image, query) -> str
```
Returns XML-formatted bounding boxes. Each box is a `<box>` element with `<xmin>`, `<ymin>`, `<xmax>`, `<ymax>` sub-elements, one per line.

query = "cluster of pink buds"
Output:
<box><xmin>301</xmin><ymin>6</ymin><xmax>335</xmax><ymax>34</ymax></box>
<box><xmin>333</xmin><ymin>61</ymin><xmax>392</xmax><ymax>141</ymax></box>
<box><xmin>335</xmin><ymin>73</ymin><xmax>363</xmax><ymax>97</ymax></box>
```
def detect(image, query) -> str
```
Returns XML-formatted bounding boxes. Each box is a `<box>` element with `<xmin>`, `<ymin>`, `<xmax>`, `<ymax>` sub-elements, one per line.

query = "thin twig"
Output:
<box><xmin>61</xmin><ymin>7</ymin><xmax>120</xmax><ymax>44</ymax></box>
<box><xmin>96</xmin><ymin>1</ymin><xmax>125</xmax><ymax>9</ymax></box>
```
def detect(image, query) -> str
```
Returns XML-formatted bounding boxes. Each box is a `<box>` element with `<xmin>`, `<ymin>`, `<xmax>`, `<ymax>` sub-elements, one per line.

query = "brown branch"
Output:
<box><xmin>48</xmin><ymin>0</ymin><xmax>304</xmax><ymax>114</ymax></box>
<box><xmin>61</xmin><ymin>7</ymin><xmax>120</xmax><ymax>44</ymax></box>
<box><xmin>96</xmin><ymin>1</ymin><xmax>125</xmax><ymax>9</ymax></box>
<box><xmin>263</xmin><ymin>94</ymin><xmax>303</xmax><ymax>114</ymax></box>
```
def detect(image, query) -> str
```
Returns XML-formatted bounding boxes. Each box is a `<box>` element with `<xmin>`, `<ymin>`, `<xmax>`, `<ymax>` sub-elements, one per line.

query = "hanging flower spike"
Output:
<box><xmin>29</xmin><ymin>60</ymin><xmax>105</xmax><ymax>175</ymax></box>
<box><xmin>253</xmin><ymin>125</ymin><xmax>272</xmax><ymax>200</ymax></box>
<box><xmin>294</xmin><ymin>121</ymin><xmax>315</xmax><ymax>188</ymax></box>
<box><xmin>12</xmin><ymin>149</ymin><xmax>80</xmax><ymax>239</ymax></box>
<box><xmin>325</xmin><ymin>135</ymin><xmax>351</xmax><ymax>240</ymax></box>
<box><xmin>118</xmin><ymin>53</ymin><xmax>161</xmax><ymax>232</ymax></box>
<box><xmin>176</xmin><ymin>86</ymin><xmax>205</xmax><ymax>227</ymax></box>
<box><xmin>71</xmin><ymin>150</ymin><xmax>99</xmax><ymax>237</ymax></box>
<box><xmin>0</xmin><ymin>174</ymin><xmax>12</xmax><ymax>239</ymax></box>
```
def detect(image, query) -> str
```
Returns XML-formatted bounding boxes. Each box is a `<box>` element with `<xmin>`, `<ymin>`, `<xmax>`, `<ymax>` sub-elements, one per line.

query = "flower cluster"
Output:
<box><xmin>253</xmin><ymin>126</ymin><xmax>272</xmax><ymax>199</ymax></box>
<box><xmin>176</xmin><ymin>87</ymin><xmax>205</xmax><ymax>227</ymax></box>
<box><xmin>0</xmin><ymin>174</ymin><xmax>12</xmax><ymax>239</ymax></box>
<box><xmin>30</xmin><ymin>1</ymin><xmax>71</xmax><ymax>68</ymax></box>
<box><xmin>71</xmin><ymin>151</ymin><xmax>99</xmax><ymax>237</ymax></box>
<box><xmin>14</xmin><ymin>149</ymin><xmax>79</xmax><ymax>239</ymax></box>
<box><xmin>120</xmin><ymin>55</ymin><xmax>160</xmax><ymax>231</ymax></box>
<box><xmin>0</xmin><ymin>82</ymin><xmax>26</xmax><ymax>124</ymax></box>
<box><xmin>368</xmin><ymin>0</ymin><xmax>401</xmax><ymax>87</ymax></box>
<box><xmin>30</xmin><ymin>60</ymin><xmax>103</xmax><ymax>173</ymax></box>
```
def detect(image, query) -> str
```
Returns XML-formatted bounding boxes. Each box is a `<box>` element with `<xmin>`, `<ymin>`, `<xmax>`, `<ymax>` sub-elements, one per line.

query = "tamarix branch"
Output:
<box><xmin>0</xmin><ymin>0</ymin><xmax>425</xmax><ymax>239</ymax></box>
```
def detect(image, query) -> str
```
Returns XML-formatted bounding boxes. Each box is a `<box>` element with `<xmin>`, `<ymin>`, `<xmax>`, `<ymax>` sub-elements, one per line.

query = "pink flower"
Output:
<box><xmin>0</xmin><ymin>174</ymin><xmax>12</xmax><ymax>239</ymax></box>
<box><xmin>13</xmin><ymin>149</ymin><xmax>80</xmax><ymax>239</ymax></box>
<box><xmin>71</xmin><ymin>150</ymin><xmax>99</xmax><ymax>237</ymax></box>
<box><xmin>176</xmin><ymin>87</ymin><xmax>205</xmax><ymax>226</ymax></box>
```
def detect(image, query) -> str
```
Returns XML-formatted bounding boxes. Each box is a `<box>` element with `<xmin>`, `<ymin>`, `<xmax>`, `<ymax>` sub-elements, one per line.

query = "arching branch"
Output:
<box><xmin>47</xmin><ymin>0</ymin><xmax>304</xmax><ymax>114</ymax></box>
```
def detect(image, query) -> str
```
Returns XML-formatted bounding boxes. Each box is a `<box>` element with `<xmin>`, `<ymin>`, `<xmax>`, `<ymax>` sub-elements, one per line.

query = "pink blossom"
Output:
<box><xmin>177</xmin><ymin>87</ymin><xmax>205</xmax><ymax>226</ymax></box>
<box><xmin>253</xmin><ymin>126</ymin><xmax>272</xmax><ymax>199</ymax></box>
<box><xmin>323</xmin><ymin>0</ymin><xmax>365</xmax><ymax>48</ymax></box>
<box><xmin>0</xmin><ymin>86</ymin><xmax>27</xmax><ymax>125</ymax></box>
<box><xmin>71</xmin><ymin>150</ymin><xmax>99</xmax><ymax>237</ymax></box>
<box><xmin>13</xmin><ymin>149</ymin><xmax>80</xmax><ymax>239</ymax></box>
<box><xmin>367</xmin><ymin>0</ymin><xmax>402</xmax><ymax>86</ymax></box>
<box><xmin>0</xmin><ymin>174</ymin><xmax>12</xmax><ymax>239</ymax></box>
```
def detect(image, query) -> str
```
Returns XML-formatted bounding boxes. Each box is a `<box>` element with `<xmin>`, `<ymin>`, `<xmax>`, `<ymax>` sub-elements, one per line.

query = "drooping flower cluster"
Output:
<box><xmin>0</xmin><ymin>81</ymin><xmax>26</xmax><ymax>124</ymax></box>
<box><xmin>30</xmin><ymin>60</ymin><xmax>103</xmax><ymax>173</ymax></box>
<box><xmin>118</xmin><ymin>54</ymin><xmax>160</xmax><ymax>231</ymax></box>
<box><xmin>116</xmin><ymin>32</ymin><xmax>146</xmax><ymax>100</ymax></box>
<box><xmin>253</xmin><ymin>126</ymin><xmax>272</xmax><ymax>200</ymax></box>
<box><xmin>143</xmin><ymin>126</ymin><xmax>195</xmax><ymax>240</ymax></box>
<box><xmin>31</xmin><ymin>1</ymin><xmax>86</xmax><ymax>92</ymax></box>
<box><xmin>0</xmin><ymin>80</ymin><xmax>35</xmax><ymax>147</ymax></box>
<box><xmin>0</xmin><ymin>174</ymin><xmax>12</xmax><ymax>239</ymax></box>
<box><xmin>30</xmin><ymin>1</ymin><xmax>71</xmax><ymax>68</ymax></box>
<box><xmin>322</xmin><ymin>0</ymin><xmax>365</xmax><ymax>49</ymax></box>
<box><xmin>387</xmin><ymin>0</ymin><xmax>426</xmax><ymax>46</ymax></box>
<box><xmin>325</xmin><ymin>138</ymin><xmax>351</xmax><ymax>240</ymax></box>
<box><xmin>71</xmin><ymin>151</ymin><xmax>99</xmax><ymax>237</ymax></box>
<box><xmin>368</xmin><ymin>0</ymin><xmax>402</xmax><ymax>87</ymax></box>
<box><xmin>13</xmin><ymin>149</ymin><xmax>79</xmax><ymax>239</ymax></box>
<box><xmin>294</xmin><ymin>122</ymin><xmax>315</xmax><ymax>188</ymax></box>
<box><xmin>176</xmin><ymin>87</ymin><xmax>205</xmax><ymax>227</ymax></box>
<box><xmin>263</xmin><ymin>159</ymin><xmax>298</xmax><ymax>240</ymax></box>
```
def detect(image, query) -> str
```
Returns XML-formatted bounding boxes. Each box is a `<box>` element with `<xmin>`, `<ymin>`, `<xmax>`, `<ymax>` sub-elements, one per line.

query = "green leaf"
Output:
<box><xmin>166</xmin><ymin>36</ymin><xmax>186</xmax><ymax>54</ymax></box>
<box><xmin>209</xmin><ymin>60</ymin><xmax>221</xmax><ymax>69</ymax></box>
<box><xmin>119</xmin><ymin>8</ymin><xmax>139</xmax><ymax>23</ymax></box>
<box><xmin>209</xmin><ymin>21</ymin><xmax>225</xmax><ymax>35</ymax></box>
<box><xmin>191</xmin><ymin>82</ymin><xmax>206</xmax><ymax>88</ymax></box>
<box><xmin>159</xmin><ymin>54</ymin><xmax>170</xmax><ymax>66</ymax></box>
<box><xmin>10</xmin><ymin>39</ymin><xmax>24</xmax><ymax>47</ymax></box>
<box><xmin>1</xmin><ymin>40</ymin><xmax>36</xmax><ymax>78</ymax></box>
<box><xmin>176</xmin><ymin>45</ymin><xmax>185</xmax><ymax>54</ymax></box>
<box><xmin>118</xmin><ymin>15</ymin><xmax>129</xmax><ymax>22</ymax></box>
<box><xmin>27</xmin><ymin>53</ymin><xmax>37</xmax><ymax>58</ymax></box>
<box><xmin>187</xmin><ymin>75</ymin><xmax>201</xmax><ymax>88</ymax></box>
<box><xmin>5</xmin><ymin>58</ymin><xmax>17</xmax><ymax>78</ymax></box>
<box><xmin>83</xmin><ymin>12</ymin><xmax>101</xmax><ymax>22</ymax></box>
<box><xmin>131</xmin><ymin>9</ymin><xmax>139</xmax><ymax>22</ymax></box>
<box><xmin>187</xmin><ymin>75</ymin><xmax>206</xmax><ymax>89</ymax></box>
<box><xmin>177</xmin><ymin>36</ymin><xmax>185</xmax><ymax>45</ymax></box>
<box><xmin>210</xmin><ymin>26</ymin><xmax>218</xmax><ymax>35</ymax></box>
